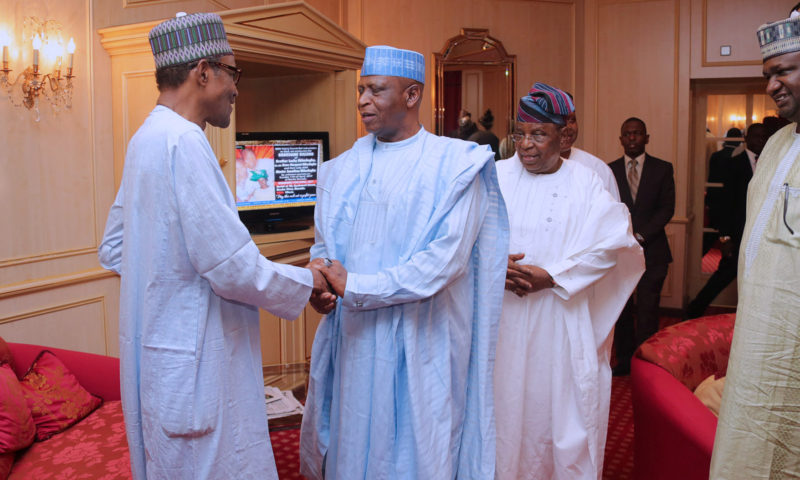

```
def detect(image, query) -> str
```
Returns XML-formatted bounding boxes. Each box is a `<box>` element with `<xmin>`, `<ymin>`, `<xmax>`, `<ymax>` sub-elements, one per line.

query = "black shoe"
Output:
<box><xmin>612</xmin><ymin>363</ymin><xmax>630</xmax><ymax>377</ymax></box>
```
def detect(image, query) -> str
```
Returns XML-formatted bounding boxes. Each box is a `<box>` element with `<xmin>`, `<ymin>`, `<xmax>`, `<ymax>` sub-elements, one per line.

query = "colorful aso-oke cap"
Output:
<box><xmin>361</xmin><ymin>46</ymin><xmax>425</xmax><ymax>84</ymax></box>
<box><xmin>149</xmin><ymin>12</ymin><xmax>233</xmax><ymax>69</ymax></box>
<box><xmin>757</xmin><ymin>8</ymin><xmax>800</xmax><ymax>61</ymax></box>
<box><xmin>517</xmin><ymin>82</ymin><xmax>575</xmax><ymax>125</ymax></box>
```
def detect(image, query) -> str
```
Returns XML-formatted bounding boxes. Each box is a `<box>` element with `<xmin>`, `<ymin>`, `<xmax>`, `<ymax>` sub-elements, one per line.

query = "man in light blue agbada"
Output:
<box><xmin>299</xmin><ymin>45</ymin><xmax>509</xmax><ymax>479</ymax></box>
<box><xmin>98</xmin><ymin>12</ymin><xmax>333</xmax><ymax>480</ymax></box>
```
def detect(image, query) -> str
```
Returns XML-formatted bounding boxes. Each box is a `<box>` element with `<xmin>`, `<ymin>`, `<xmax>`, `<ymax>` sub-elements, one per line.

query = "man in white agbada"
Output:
<box><xmin>710</xmin><ymin>8</ymin><xmax>800</xmax><ymax>477</ymax></box>
<box><xmin>559</xmin><ymin>98</ymin><xmax>621</xmax><ymax>201</ymax></box>
<box><xmin>494</xmin><ymin>82</ymin><xmax>644</xmax><ymax>480</ymax></box>
<box><xmin>98</xmin><ymin>13</ymin><xmax>334</xmax><ymax>480</ymax></box>
<box><xmin>299</xmin><ymin>45</ymin><xmax>509</xmax><ymax>479</ymax></box>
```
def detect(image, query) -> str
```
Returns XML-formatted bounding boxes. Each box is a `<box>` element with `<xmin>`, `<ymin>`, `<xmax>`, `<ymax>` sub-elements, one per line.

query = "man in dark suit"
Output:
<box><xmin>610</xmin><ymin>117</ymin><xmax>675</xmax><ymax>375</ymax></box>
<box><xmin>704</xmin><ymin>128</ymin><xmax>742</xmax><ymax>254</ymax></box>
<box><xmin>685</xmin><ymin>123</ymin><xmax>769</xmax><ymax>319</ymax></box>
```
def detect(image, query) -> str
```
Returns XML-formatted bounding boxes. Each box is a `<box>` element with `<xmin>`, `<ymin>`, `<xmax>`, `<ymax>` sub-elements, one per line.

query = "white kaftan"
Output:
<box><xmin>494</xmin><ymin>155</ymin><xmax>643</xmax><ymax>480</ymax></box>
<box><xmin>567</xmin><ymin>147</ymin><xmax>620</xmax><ymax>201</ymax></box>
<box><xmin>299</xmin><ymin>127</ymin><xmax>509</xmax><ymax>480</ymax></box>
<box><xmin>99</xmin><ymin>106</ymin><xmax>313</xmax><ymax>480</ymax></box>
<box><xmin>710</xmin><ymin>124</ymin><xmax>800</xmax><ymax>479</ymax></box>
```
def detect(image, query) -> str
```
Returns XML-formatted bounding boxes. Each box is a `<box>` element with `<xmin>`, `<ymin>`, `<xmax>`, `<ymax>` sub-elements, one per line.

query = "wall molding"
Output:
<box><xmin>123</xmin><ymin>0</ymin><xmax>231</xmax><ymax>9</ymax></box>
<box><xmin>0</xmin><ymin>296</ymin><xmax>105</xmax><ymax>325</ymax></box>
<box><xmin>0</xmin><ymin>247</ymin><xmax>99</xmax><ymax>268</ymax></box>
<box><xmin>0</xmin><ymin>268</ymin><xmax>115</xmax><ymax>300</ymax></box>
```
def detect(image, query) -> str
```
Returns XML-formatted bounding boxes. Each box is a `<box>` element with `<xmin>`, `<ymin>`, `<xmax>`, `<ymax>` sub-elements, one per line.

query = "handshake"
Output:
<box><xmin>306</xmin><ymin>257</ymin><xmax>347</xmax><ymax>314</ymax></box>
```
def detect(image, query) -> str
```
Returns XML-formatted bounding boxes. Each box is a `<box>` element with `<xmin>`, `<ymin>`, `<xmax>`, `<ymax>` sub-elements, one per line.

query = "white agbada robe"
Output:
<box><xmin>99</xmin><ymin>106</ymin><xmax>313</xmax><ymax>480</ymax></box>
<box><xmin>494</xmin><ymin>155</ymin><xmax>643</xmax><ymax>480</ymax></box>
<box><xmin>566</xmin><ymin>147</ymin><xmax>621</xmax><ymax>201</ymax></box>
<box><xmin>299</xmin><ymin>127</ymin><xmax>509</xmax><ymax>480</ymax></box>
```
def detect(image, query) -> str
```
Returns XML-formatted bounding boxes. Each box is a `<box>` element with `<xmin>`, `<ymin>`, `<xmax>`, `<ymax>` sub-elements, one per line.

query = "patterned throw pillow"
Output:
<box><xmin>18</xmin><ymin>351</ymin><xmax>102</xmax><ymax>441</ymax></box>
<box><xmin>636</xmin><ymin>313</ymin><xmax>735</xmax><ymax>391</ymax></box>
<box><xmin>0</xmin><ymin>364</ymin><xmax>35</xmax><ymax>453</ymax></box>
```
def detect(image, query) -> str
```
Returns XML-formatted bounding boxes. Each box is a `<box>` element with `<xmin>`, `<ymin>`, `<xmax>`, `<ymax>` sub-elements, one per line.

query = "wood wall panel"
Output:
<box><xmin>0</xmin><ymin>299</ymin><xmax>107</xmax><ymax>354</ymax></box>
<box><xmin>354</xmin><ymin>0</ymin><xmax>575</xmax><ymax>135</ymax></box>
<box><xmin>595</xmin><ymin>0</ymin><xmax>676</xmax><ymax>164</ymax></box>
<box><xmin>689</xmin><ymin>0</ymin><xmax>793</xmax><ymax>79</ymax></box>
<box><xmin>0</xmin><ymin>0</ymin><xmax>123</xmax><ymax>354</ymax></box>
<box><xmin>702</xmin><ymin>0</ymin><xmax>793</xmax><ymax>66</ymax></box>
<box><xmin>0</xmin><ymin>275</ymin><xmax>120</xmax><ymax>356</ymax></box>
<box><xmin>0</xmin><ymin>1</ymin><xmax>97</xmax><ymax>279</ymax></box>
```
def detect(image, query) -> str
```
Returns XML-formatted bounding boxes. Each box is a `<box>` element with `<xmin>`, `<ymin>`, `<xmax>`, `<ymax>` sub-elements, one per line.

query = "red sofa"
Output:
<box><xmin>630</xmin><ymin>313</ymin><xmax>735</xmax><ymax>480</ymax></box>
<box><xmin>1</xmin><ymin>339</ymin><xmax>131</xmax><ymax>479</ymax></box>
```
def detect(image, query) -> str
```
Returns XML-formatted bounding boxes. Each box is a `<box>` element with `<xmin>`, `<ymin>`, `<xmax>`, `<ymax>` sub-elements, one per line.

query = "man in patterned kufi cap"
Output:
<box><xmin>710</xmin><ymin>4</ymin><xmax>800</xmax><ymax>477</ymax></box>
<box><xmin>493</xmin><ymin>82</ymin><xmax>643</xmax><ymax>479</ymax></box>
<box><xmin>99</xmin><ymin>11</ymin><xmax>331</xmax><ymax>480</ymax></box>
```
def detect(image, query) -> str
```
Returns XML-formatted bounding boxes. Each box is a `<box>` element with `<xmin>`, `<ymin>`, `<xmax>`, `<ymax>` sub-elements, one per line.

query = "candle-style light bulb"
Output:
<box><xmin>0</xmin><ymin>30</ymin><xmax>9</xmax><ymax>69</ymax></box>
<box><xmin>32</xmin><ymin>34</ymin><xmax>42</xmax><ymax>70</ymax></box>
<box><xmin>67</xmin><ymin>37</ymin><xmax>75</xmax><ymax>72</ymax></box>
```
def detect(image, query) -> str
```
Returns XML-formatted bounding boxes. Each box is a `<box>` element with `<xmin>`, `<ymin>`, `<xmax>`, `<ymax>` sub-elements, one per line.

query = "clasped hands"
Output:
<box><xmin>306</xmin><ymin>257</ymin><xmax>348</xmax><ymax>314</ymax></box>
<box><xmin>505</xmin><ymin>253</ymin><xmax>554</xmax><ymax>297</ymax></box>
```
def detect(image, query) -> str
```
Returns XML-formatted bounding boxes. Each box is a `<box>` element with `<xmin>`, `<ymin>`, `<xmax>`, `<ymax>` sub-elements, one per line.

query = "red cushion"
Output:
<box><xmin>0</xmin><ymin>365</ymin><xmax>35</xmax><ymax>453</ymax></box>
<box><xmin>0</xmin><ymin>338</ymin><xmax>12</xmax><ymax>368</ymax></box>
<box><xmin>8</xmin><ymin>401</ymin><xmax>131</xmax><ymax>480</ymax></box>
<box><xmin>18</xmin><ymin>351</ymin><xmax>102</xmax><ymax>441</ymax></box>
<box><xmin>0</xmin><ymin>452</ymin><xmax>13</xmax><ymax>480</ymax></box>
<box><xmin>635</xmin><ymin>313</ymin><xmax>735</xmax><ymax>391</ymax></box>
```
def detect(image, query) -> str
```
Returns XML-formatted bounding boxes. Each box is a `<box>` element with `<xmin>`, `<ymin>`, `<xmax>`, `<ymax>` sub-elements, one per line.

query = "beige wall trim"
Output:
<box><xmin>0</xmin><ymin>247</ymin><xmax>99</xmax><ymax>268</ymax></box>
<box><xmin>123</xmin><ymin>0</ymin><xmax>231</xmax><ymax>8</ymax></box>
<box><xmin>0</xmin><ymin>269</ymin><xmax>115</xmax><ymax>300</ymax></box>
<box><xmin>0</xmin><ymin>296</ymin><xmax>104</xmax><ymax>325</ymax></box>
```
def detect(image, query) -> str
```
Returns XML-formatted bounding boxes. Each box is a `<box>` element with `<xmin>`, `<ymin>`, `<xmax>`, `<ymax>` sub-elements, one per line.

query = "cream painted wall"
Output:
<box><xmin>0</xmin><ymin>0</ymin><xmax>121</xmax><ymax>354</ymax></box>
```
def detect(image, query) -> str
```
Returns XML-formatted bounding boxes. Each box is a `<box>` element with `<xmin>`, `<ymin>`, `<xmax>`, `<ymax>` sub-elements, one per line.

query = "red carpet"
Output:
<box><xmin>270</xmin><ymin>376</ymin><xmax>637</xmax><ymax>479</ymax></box>
<box><xmin>270</xmin><ymin>428</ymin><xmax>304</xmax><ymax>479</ymax></box>
<box><xmin>702</xmin><ymin>247</ymin><xmax>722</xmax><ymax>273</ymax></box>
<box><xmin>603</xmin><ymin>376</ymin><xmax>634</xmax><ymax>480</ymax></box>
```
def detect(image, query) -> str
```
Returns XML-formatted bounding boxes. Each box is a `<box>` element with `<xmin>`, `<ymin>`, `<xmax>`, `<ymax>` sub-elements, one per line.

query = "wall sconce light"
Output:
<box><xmin>0</xmin><ymin>17</ymin><xmax>76</xmax><ymax>122</ymax></box>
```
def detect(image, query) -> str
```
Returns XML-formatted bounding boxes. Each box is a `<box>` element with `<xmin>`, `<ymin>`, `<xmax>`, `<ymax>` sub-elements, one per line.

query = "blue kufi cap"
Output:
<box><xmin>361</xmin><ymin>45</ymin><xmax>425</xmax><ymax>84</ymax></box>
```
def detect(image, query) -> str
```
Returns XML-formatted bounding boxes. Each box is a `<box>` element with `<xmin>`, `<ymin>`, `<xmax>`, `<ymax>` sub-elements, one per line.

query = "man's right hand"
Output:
<box><xmin>307</xmin><ymin>259</ymin><xmax>337</xmax><ymax>314</ymax></box>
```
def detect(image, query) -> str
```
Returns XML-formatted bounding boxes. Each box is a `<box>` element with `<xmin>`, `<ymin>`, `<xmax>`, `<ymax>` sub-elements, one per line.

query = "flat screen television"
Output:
<box><xmin>234</xmin><ymin>131</ymin><xmax>329</xmax><ymax>234</ymax></box>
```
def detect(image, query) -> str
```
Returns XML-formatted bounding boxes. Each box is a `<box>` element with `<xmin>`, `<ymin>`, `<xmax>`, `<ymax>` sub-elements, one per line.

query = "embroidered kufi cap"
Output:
<box><xmin>517</xmin><ymin>82</ymin><xmax>575</xmax><ymax>125</ymax></box>
<box><xmin>149</xmin><ymin>12</ymin><xmax>233</xmax><ymax>69</ymax></box>
<box><xmin>361</xmin><ymin>45</ymin><xmax>425</xmax><ymax>84</ymax></box>
<box><xmin>757</xmin><ymin>7</ymin><xmax>800</xmax><ymax>61</ymax></box>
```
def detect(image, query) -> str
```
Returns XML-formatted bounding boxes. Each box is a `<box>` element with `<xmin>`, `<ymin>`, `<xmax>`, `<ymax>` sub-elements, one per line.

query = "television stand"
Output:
<box><xmin>247</xmin><ymin>220</ymin><xmax>311</xmax><ymax>235</ymax></box>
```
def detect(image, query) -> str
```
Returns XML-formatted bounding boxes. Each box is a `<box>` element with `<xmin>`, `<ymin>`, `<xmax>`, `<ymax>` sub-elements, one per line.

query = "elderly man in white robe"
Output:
<box><xmin>299</xmin><ymin>45</ymin><xmax>509</xmax><ymax>479</ymax></box>
<box><xmin>98</xmin><ymin>13</ymin><xmax>333</xmax><ymax>480</ymax></box>
<box><xmin>494</xmin><ymin>82</ymin><xmax>644</xmax><ymax>480</ymax></box>
<box><xmin>710</xmin><ymin>8</ymin><xmax>800</xmax><ymax>478</ymax></box>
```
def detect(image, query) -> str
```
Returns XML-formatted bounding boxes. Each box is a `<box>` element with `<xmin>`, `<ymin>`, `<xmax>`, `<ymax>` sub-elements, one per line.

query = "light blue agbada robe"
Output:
<box><xmin>299</xmin><ymin>127</ymin><xmax>509</xmax><ymax>480</ymax></box>
<box><xmin>99</xmin><ymin>106</ymin><xmax>313</xmax><ymax>480</ymax></box>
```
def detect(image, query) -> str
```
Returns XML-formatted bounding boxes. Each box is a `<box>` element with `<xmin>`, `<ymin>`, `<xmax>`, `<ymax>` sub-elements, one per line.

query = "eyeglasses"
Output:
<box><xmin>511</xmin><ymin>132</ymin><xmax>549</xmax><ymax>144</ymax></box>
<box><xmin>208</xmin><ymin>61</ymin><xmax>242</xmax><ymax>85</ymax></box>
<box><xmin>784</xmin><ymin>183</ymin><xmax>795</xmax><ymax>235</ymax></box>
